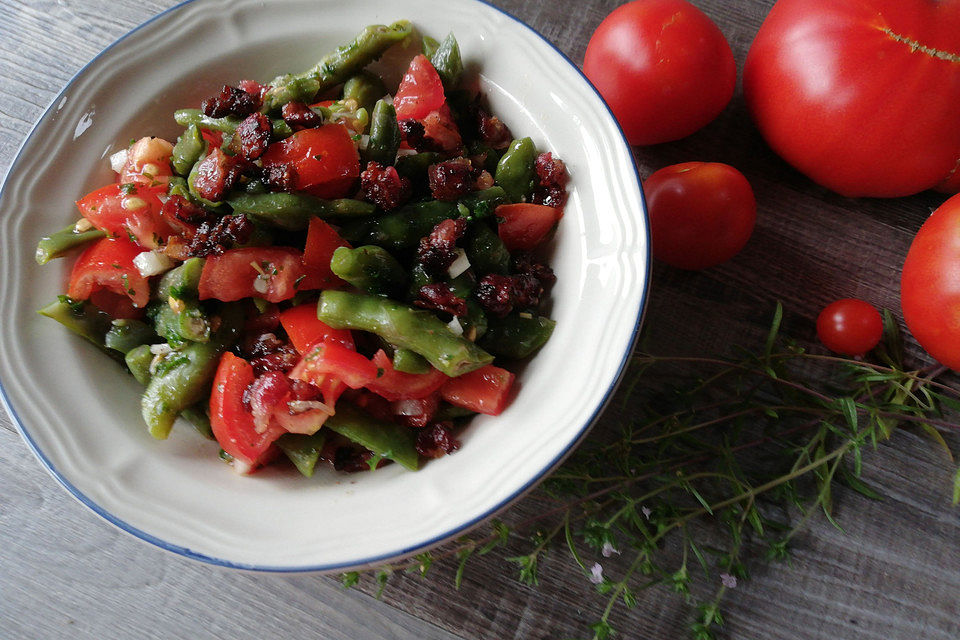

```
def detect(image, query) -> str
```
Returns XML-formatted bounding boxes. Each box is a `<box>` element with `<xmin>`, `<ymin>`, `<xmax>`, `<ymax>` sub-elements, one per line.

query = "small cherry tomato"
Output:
<box><xmin>816</xmin><ymin>299</ymin><xmax>883</xmax><ymax>357</ymax></box>
<box><xmin>644</xmin><ymin>162</ymin><xmax>756</xmax><ymax>270</ymax></box>
<box><xmin>583</xmin><ymin>0</ymin><xmax>736</xmax><ymax>146</ymax></box>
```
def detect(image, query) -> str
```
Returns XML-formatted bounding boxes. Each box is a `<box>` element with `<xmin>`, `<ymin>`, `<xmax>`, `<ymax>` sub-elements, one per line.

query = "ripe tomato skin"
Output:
<box><xmin>816</xmin><ymin>299</ymin><xmax>883</xmax><ymax>357</ymax></box>
<box><xmin>495</xmin><ymin>203</ymin><xmax>562</xmax><ymax>251</ymax></box>
<box><xmin>744</xmin><ymin>0</ymin><xmax>960</xmax><ymax>198</ymax></box>
<box><xmin>901</xmin><ymin>194</ymin><xmax>960</xmax><ymax>369</ymax></box>
<box><xmin>394</xmin><ymin>54</ymin><xmax>447</xmax><ymax>121</ymax></box>
<box><xmin>198</xmin><ymin>247</ymin><xmax>304</xmax><ymax>303</ymax></box>
<box><xmin>67</xmin><ymin>237</ymin><xmax>151</xmax><ymax>309</ymax></box>
<box><xmin>440</xmin><ymin>364</ymin><xmax>515</xmax><ymax>416</ymax></box>
<box><xmin>583</xmin><ymin>0</ymin><xmax>736</xmax><ymax>146</ymax></box>
<box><xmin>260</xmin><ymin>124</ymin><xmax>359</xmax><ymax>198</ymax></box>
<box><xmin>644</xmin><ymin>162</ymin><xmax>756</xmax><ymax>270</ymax></box>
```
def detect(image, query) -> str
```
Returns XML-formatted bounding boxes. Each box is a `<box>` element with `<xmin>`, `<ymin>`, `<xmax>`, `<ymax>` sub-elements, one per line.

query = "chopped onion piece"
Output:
<box><xmin>447</xmin><ymin>316</ymin><xmax>463</xmax><ymax>336</ymax></box>
<box><xmin>358</xmin><ymin>134</ymin><xmax>370</xmax><ymax>150</ymax></box>
<box><xmin>109</xmin><ymin>149</ymin><xmax>128</xmax><ymax>173</ymax></box>
<box><xmin>133</xmin><ymin>250</ymin><xmax>174</xmax><ymax>277</ymax></box>
<box><xmin>447</xmin><ymin>248</ymin><xmax>470</xmax><ymax>278</ymax></box>
<box><xmin>287</xmin><ymin>400</ymin><xmax>335</xmax><ymax>415</ymax></box>
<box><xmin>149</xmin><ymin>343</ymin><xmax>173</xmax><ymax>356</ymax></box>
<box><xmin>252</xmin><ymin>276</ymin><xmax>270</xmax><ymax>294</ymax></box>
<box><xmin>396</xmin><ymin>147</ymin><xmax>418</xmax><ymax>157</ymax></box>
<box><xmin>74</xmin><ymin>218</ymin><xmax>94</xmax><ymax>233</ymax></box>
<box><xmin>231</xmin><ymin>458</ymin><xmax>255</xmax><ymax>475</ymax></box>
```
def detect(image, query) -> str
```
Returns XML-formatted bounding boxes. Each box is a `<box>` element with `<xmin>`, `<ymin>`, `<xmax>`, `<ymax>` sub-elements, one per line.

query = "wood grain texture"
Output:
<box><xmin>1</xmin><ymin>1</ymin><xmax>959</xmax><ymax>639</ymax></box>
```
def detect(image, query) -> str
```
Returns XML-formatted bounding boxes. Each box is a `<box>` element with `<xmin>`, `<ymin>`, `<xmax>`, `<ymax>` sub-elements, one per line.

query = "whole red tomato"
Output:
<box><xmin>583</xmin><ymin>0</ymin><xmax>736</xmax><ymax>146</ymax></box>
<box><xmin>644</xmin><ymin>162</ymin><xmax>755</xmax><ymax>270</ymax></box>
<box><xmin>744</xmin><ymin>0</ymin><xmax>960</xmax><ymax>198</ymax></box>
<box><xmin>816</xmin><ymin>299</ymin><xmax>883</xmax><ymax>357</ymax></box>
<box><xmin>901</xmin><ymin>194</ymin><xmax>960</xmax><ymax>369</ymax></box>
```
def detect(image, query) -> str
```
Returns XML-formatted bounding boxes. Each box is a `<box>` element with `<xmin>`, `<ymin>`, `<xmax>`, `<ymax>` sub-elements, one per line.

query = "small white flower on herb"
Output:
<box><xmin>720</xmin><ymin>573</ymin><xmax>738</xmax><ymax>589</ymax></box>
<box><xmin>589</xmin><ymin>563</ymin><xmax>604</xmax><ymax>584</ymax></box>
<box><xmin>601</xmin><ymin>542</ymin><xmax>620</xmax><ymax>558</ymax></box>
<box><xmin>641</xmin><ymin>506</ymin><xmax>653</xmax><ymax>519</ymax></box>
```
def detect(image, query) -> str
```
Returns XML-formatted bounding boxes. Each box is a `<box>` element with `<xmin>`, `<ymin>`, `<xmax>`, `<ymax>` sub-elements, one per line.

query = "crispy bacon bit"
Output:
<box><xmin>475</xmin><ymin>274</ymin><xmax>517</xmax><ymax>318</ymax></box>
<box><xmin>478</xmin><ymin>108</ymin><xmax>513</xmax><ymax>149</ymax></box>
<box><xmin>422</xmin><ymin>111</ymin><xmax>463</xmax><ymax>155</ymax></box>
<box><xmin>428</xmin><ymin>157</ymin><xmax>473</xmax><ymax>201</ymax></box>
<box><xmin>398</xmin><ymin>119</ymin><xmax>426</xmax><ymax>148</ymax></box>
<box><xmin>415</xmin><ymin>282</ymin><xmax>468</xmax><ymax>317</ymax></box>
<box><xmin>262</xmin><ymin>163</ymin><xmax>297</xmax><ymax>192</ymax></box>
<box><xmin>160</xmin><ymin>193</ymin><xmax>209</xmax><ymax>228</ymax></box>
<box><xmin>416</xmin><ymin>422</ymin><xmax>461</xmax><ymax>458</ymax></box>
<box><xmin>201</xmin><ymin>85</ymin><xmax>259</xmax><ymax>119</ymax></box>
<box><xmin>417</xmin><ymin>218</ymin><xmax>467</xmax><ymax>276</ymax></box>
<box><xmin>281</xmin><ymin>101</ymin><xmax>324</xmax><ymax>131</ymax></box>
<box><xmin>185</xmin><ymin>213</ymin><xmax>253</xmax><ymax>258</ymax></box>
<box><xmin>192</xmin><ymin>147</ymin><xmax>248</xmax><ymax>202</ymax></box>
<box><xmin>474</xmin><ymin>170</ymin><xmax>495</xmax><ymax>190</ymax></box>
<box><xmin>239</xmin><ymin>332</ymin><xmax>300</xmax><ymax>376</ymax></box>
<box><xmin>360</xmin><ymin>162</ymin><xmax>411</xmax><ymax>211</ymax></box>
<box><xmin>333</xmin><ymin>446</ymin><xmax>381</xmax><ymax>473</ymax></box>
<box><xmin>233</xmin><ymin>112</ymin><xmax>272</xmax><ymax>161</ymax></box>
<box><xmin>393</xmin><ymin>395</ymin><xmax>440</xmax><ymax>429</ymax></box>
<box><xmin>531</xmin><ymin>152</ymin><xmax>569</xmax><ymax>208</ymax></box>
<box><xmin>237</xmin><ymin>80</ymin><xmax>268</xmax><ymax>106</ymax></box>
<box><xmin>513</xmin><ymin>251</ymin><xmax>557</xmax><ymax>288</ymax></box>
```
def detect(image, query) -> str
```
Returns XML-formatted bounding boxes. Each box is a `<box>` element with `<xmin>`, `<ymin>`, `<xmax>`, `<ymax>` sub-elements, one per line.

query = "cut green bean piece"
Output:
<box><xmin>317</xmin><ymin>290</ymin><xmax>493</xmax><ymax>377</ymax></box>
<box><xmin>459</xmin><ymin>300</ymin><xmax>488</xmax><ymax>342</ymax></box>
<box><xmin>421</xmin><ymin>35</ymin><xmax>440</xmax><ymax>58</ymax></box>
<box><xmin>338</xmin><ymin>200</ymin><xmax>457</xmax><ymax>250</ymax></box>
<box><xmin>276</xmin><ymin>432</ymin><xmax>327</xmax><ymax>477</ymax></box>
<box><xmin>343</xmin><ymin>71</ymin><xmax>387</xmax><ymax>114</ymax></box>
<box><xmin>36</xmin><ymin>223</ymin><xmax>105</xmax><ymax>265</ymax></box>
<box><xmin>174</xmin><ymin>109</ymin><xmax>293</xmax><ymax>139</ymax></box>
<box><xmin>430</xmin><ymin>33</ymin><xmax>463</xmax><ymax>90</ymax></box>
<box><xmin>38</xmin><ymin>297</ymin><xmax>123</xmax><ymax>363</ymax></box>
<box><xmin>172</xmin><ymin>123</ymin><xmax>204</xmax><ymax>176</ymax></box>
<box><xmin>105</xmin><ymin>319</ymin><xmax>158</xmax><ymax>354</ymax></box>
<box><xmin>324</xmin><ymin>402</ymin><xmax>419</xmax><ymax>471</ymax></box>
<box><xmin>141</xmin><ymin>305</ymin><xmax>242</xmax><ymax>439</ymax></box>
<box><xmin>459</xmin><ymin>186</ymin><xmax>509</xmax><ymax>218</ymax></box>
<box><xmin>156</xmin><ymin>257</ymin><xmax>204</xmax><ymax>301</ymax></box>
<box><xmin>125</xmin><ymin>344</ymin><xmax>154</xmax><ymax>385</ymax></box>
<box><xmin>479</xmin><ymin>314</ymin><xmax>556</xmax><ymax>359</ymax></box>
<box><xmin>392</xmin><ymin>348</ymin><xmax>431</xmax><ymax>374</ymax></box>
<box><xmin>227</xmin><ymin>192</ymin><xmax>375</xmax><ymax>230</ymax></box>
<box><xmin>262</xmin><ymin>21</ymin><xmax>413</xmax><ymax>113</ymax></box>
<box><xmin>364</xmin><ymin>99</ymin><xmax>401</xmax><ymax>166</ymax></box>
<box><xmin>154</xmin><ymin>258</ymin><xmax>210</xmax><ymax>343</ymax></box>
<box><xmin>466</xmin><ymin>221</ymin><xmax>510</xmax><ymax>276</ymax></box>
<box><xmin>495</xmin><ymin>137</ymin><xmax>537</xmax><ymax>202</ymax></box>
<box><xmin>330</xmin><ymin>245</ymin><xmax>407</xmax><ymax>298</ymax></box>
<box><xmin>395</xmin><ymin>151</ymin><xmax>443</xmax><ymax>186</ymax></box>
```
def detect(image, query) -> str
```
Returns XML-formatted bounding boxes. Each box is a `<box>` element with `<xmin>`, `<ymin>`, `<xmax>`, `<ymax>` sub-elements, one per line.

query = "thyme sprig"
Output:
<box><xmin>342</xmin><ymin>305</ymin><xmax>960</xmax><ymax>639</ymax></box>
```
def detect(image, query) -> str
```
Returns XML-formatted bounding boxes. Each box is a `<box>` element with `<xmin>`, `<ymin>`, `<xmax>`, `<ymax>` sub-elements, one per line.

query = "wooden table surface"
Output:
<box><xmin>2</xmin><ymin>1</ymin><xmax>958</xmax><ymax>638</ymax></box>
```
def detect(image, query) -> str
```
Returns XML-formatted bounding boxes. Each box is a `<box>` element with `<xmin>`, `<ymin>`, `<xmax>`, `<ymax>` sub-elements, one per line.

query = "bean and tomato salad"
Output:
<box><xmin>36</xmin><ymin>22</ymin><xmax>568</xmax><ymax>476</ymax></box>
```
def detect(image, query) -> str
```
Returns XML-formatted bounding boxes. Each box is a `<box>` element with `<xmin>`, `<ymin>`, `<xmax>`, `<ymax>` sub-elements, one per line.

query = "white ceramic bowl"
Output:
<box><xmin>0</xmin><ymin>0</ymin><xmax>648</xmax><ymax>571</ymax></box>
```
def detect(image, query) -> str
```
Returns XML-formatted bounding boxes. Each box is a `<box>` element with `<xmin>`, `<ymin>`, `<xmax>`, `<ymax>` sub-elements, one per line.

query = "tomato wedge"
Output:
<box><xmin>495</xmin><ymin>203</ymin><xmax>562</xmax><ymax>251</ymax></box>
<box><xmin>290</xmin><ymin>340</ymin><xmax>378</xmax><ymax>390</ymax></box>
<box><xmin>279</xmin><ymin>302</ymin><xmax>355</xmax><ymax>355</ymax></box>
<box><xmin>299</xmin><ymin>217</ymin><xmax>351</xmax><ymax>290</ymax></box>
<box><xmin>118</xmin><ymin>136</ymin><xmax>175</xmax><ymax>186</ymax></box>
<box><xmin>365</xmin><ymin>350</ymin><xmax>449</xmax><ymax>402</ymax></box>
<box><xmin>260</xmin><ymin>124</ymin><xmax>360</xmax><ymax>198</ymax></box>
<box><xmin>394</xmin><ymin>55</ymin><xmax>462</xmax><ymax>154</ymax></box>
<box><xmin>440</xmin><ymin>364</ymin><xmax>515</xmax><ymax>416</ymax></box>
<box><xmin>77</xmin><ymin>183</ymin><xmax>170</xmax><ymax>249</ymax></box>
<box><xmin>198</xmin><ymin>247</ymin><xmax>304</xmax><ymax>303</ymax></box>
<box><xmin>67</xmin><ymin>237</ymin><xmax>150</xmax><ymax>310</ymax></box>
<box><xmin>210</xmin><ymin>352</ymin><xmax>285</xmax><ymax>471</ymax></box>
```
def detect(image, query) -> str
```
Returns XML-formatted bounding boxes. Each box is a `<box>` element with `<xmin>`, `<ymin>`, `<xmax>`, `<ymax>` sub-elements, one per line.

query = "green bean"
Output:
<box><xmin>141</xmin><ymin>304</ymin><xmax>242</xmax><ymax>439</ymax></box>
<box><xmin>227</xmin><ymin>192</ymin><xmax>375</xmax><ymax>230</ymax></box>
<box><xmin>396</xmin><ymin>151</ymin><xmax>443</xmax><ymax>186</ymax></box>
<box><xmin>343</xmin><ymin>71</ymin><xmax>387</xmax><ymax>113</ymax></box>
<box><xmin>35</xmin><ymin>223</ymin><xmax>105</xmax><ymax>265</ymax></box>
<box><xmin>459</xmin><ymin>300</ymin><xmax>488</xmax><ymax>342</ymax></box>
<box><xmin>262</xmin><ymin>21</ymin><xmax>413</xmax><ymax>113</ymax></box>
<box><xmin>125</xmin><ymin>344</ymin><xmax>213</xmax><ymax>439</ymax></box>
<box><xmin>317</xmin><ymin>290</ymin><xmax>493</xmax><ymax>377</ymax></box>
<box><xmin>495</xmin><ymin>137</ymin><xmax>537</xmax><ymax>202</ymax></box>
<box><xmin>330</xmin><ymin>245</ymin><xmax>407</xmax><ymax>298</ymax></box>
<box><xmin>324</xmin><ymin>402</ymin><xmax>419</xmax><ymax>471</ymax></box>
<box><xmin>173</xmin><ymin>109</ymin><xmax>293</xmax><ymax>139</ymax></box>
<box><xmin>156</xmin><ymin>257</ymin><xmax>203</xmax><ymax>301</ymax></box>
<box><xmin>392</xmin><ymin>347</ymin><xmax>431</xmax><ymax>374</ymax></box>
<box><xmin>104</xmin><ymin>319</ymin><xmax>158</xmax><ymax>354</ymax></box>
<box><xmin>421</xmin><ymin>35</ymin><xmax>440</xmax><ymax>58</ymax></box>
<box><xmin>466</xmin><ymin>221</ymin><xmax>510</xmax><ymax>276</ymax></box>
<box><xmin>479</xmin><ymin>314</ymin><xmax>556</xmax><ymax>359</ymax></box>
<box><xmin>37</xmin><ymin>297</ymin><xmax>122</xmax><ymax>363</ymax></box>
<box><xmin>363</xmin><ymin>99</ymin><xmax>401</xmax><ymax>166</ymax></box>
<box><xmin>458</xmin><ymin>186</ymin><xmax>509</xmax><ymax>219</ymax></box>
<box><xmin>154</xmin><ymin>258</ymin><xmax>210</xmax><ymax>344</ymax></box>
<box><xmin>338</xmin><ymin>200</ymin><xmax>457</xmax><ymax>250</ymax></box>
<box><xmin>171</xmin><ymin>123</ymin><xmax>204</xmax><ymax>176</ymax></box>
<box><xmin>275</xmin><ymin>432</ymin><xmax>328</xmax><ymax>477</ymax></box>
<box><xmin>430</xmin><ymin>33</ymin><xmax>463</xmax><ymax>90</ymax></box>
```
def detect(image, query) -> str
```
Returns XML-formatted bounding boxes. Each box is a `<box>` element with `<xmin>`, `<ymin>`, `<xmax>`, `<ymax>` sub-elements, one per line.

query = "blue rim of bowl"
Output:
<box><xmin>0</xmin><ymin>0</ymin><xmax>651</xmax><ymax>572</ymax></box>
